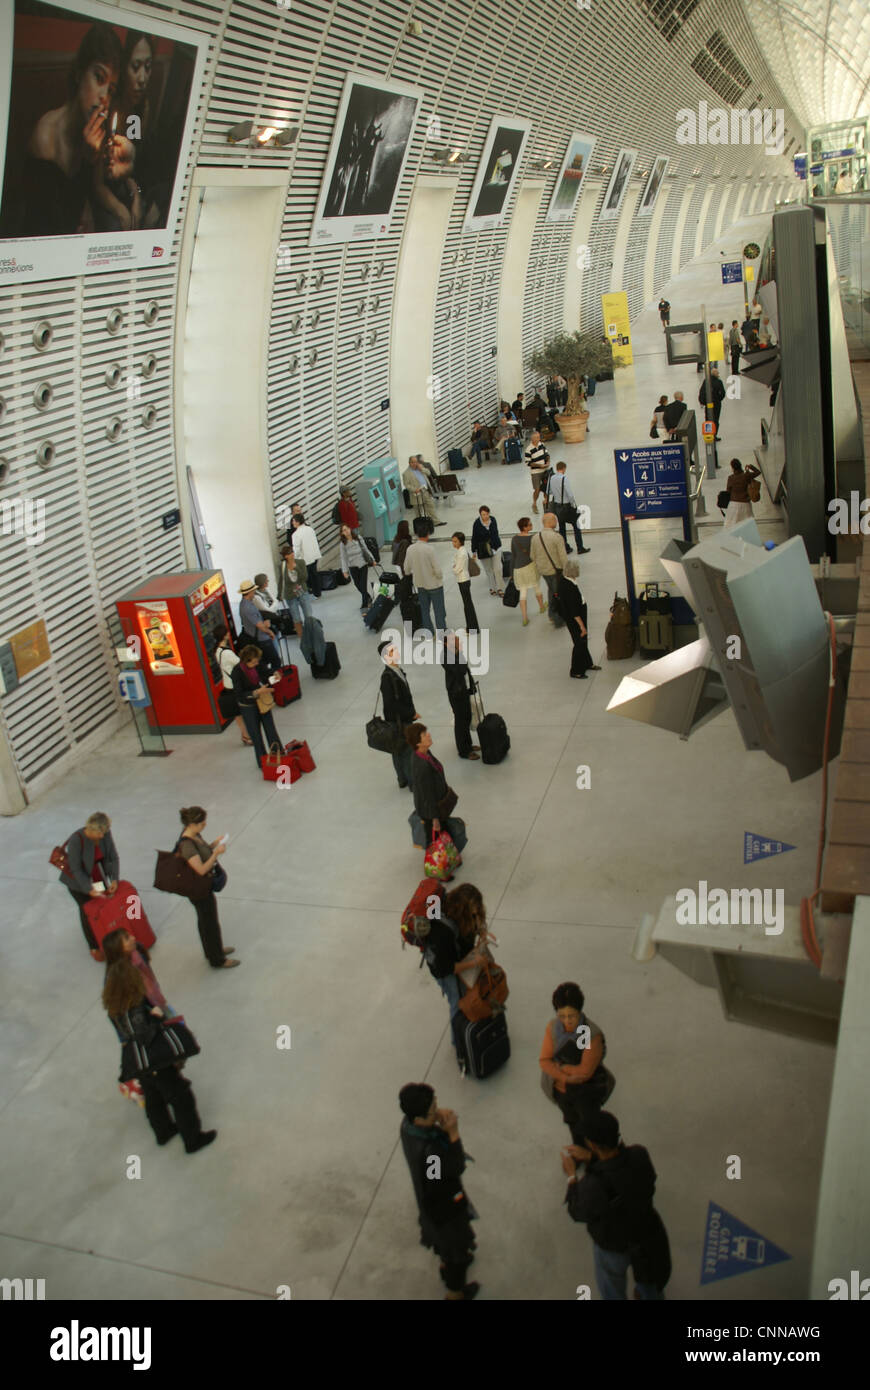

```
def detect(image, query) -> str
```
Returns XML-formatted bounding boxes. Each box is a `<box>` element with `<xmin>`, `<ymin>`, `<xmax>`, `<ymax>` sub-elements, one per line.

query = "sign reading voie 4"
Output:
<box><xmin>615</xmin><ymin>444</ymin><xmax>687</xmax><ymax>519</ymax></box>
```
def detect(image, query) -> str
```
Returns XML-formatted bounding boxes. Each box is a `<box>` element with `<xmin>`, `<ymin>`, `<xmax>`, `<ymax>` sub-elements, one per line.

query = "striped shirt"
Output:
<box><xmin>526</xmin><ymin>441</ymin><xmax>549</xmax><ymax>476</ymax></box>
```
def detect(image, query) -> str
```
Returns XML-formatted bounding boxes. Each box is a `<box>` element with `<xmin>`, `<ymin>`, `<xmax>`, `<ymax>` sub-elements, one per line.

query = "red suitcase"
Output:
<box><xmin>272</xmin><ymin>664</ymin><xmax>301</xmax><ymax>706</ymax></box>
<box><xmin>84</xmin><ymin>879</ymin><xmax>156</xmax><ymax>961</ymax></box>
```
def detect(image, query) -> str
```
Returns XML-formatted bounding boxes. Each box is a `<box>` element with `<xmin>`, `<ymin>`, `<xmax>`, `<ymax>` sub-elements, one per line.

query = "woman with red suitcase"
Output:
<box><xmin>56</xmin><ymin>812</ymin><xmax>120</xmax><ymax>957</ymax></box>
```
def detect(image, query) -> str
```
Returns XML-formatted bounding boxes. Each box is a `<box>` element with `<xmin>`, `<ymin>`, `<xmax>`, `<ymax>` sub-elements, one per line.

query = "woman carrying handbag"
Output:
<box><xmin>231</xmin><ymin>644</ymin><xmax>284</xmax><ymax>769</ymax></box>
<box><xmin>176</xmin><ymin>806</ymin><xmax>240</xmax><ymax>970</ymax></box>
<box><xmin>406</xmin><ymin>723</ymin><xmax>464</xmax><ymax>879</ymax></box>
<box><xmin>213</xmin><ymin>623</ymin><xmax>252</xmax><ymax>746</ymax></box>
<box><xmin>103</xmin><ymin>952</ymin><xmax>216</xmax><ymax>1154</ymax></box>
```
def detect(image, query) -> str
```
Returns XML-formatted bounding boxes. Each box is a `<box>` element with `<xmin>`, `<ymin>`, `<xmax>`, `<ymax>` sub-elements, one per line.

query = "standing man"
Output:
<box><xmin>531</xmin><ymin>513</ymin><xmax>568</xmax><ymax>629</ymax></box>
<box><xmin>658</xmin><ymin>297</ymin><xmax>670</xmax><ymax>328</ymax></box>
<box><xmin>238</xmin><ymin>579</ymin><xmax>280</xmax><ymax>673</ymax></box>
<box><xmin>547</xmin><ymin>462</ymin><xmax>590</xmax><ymax>556</ymax></box>
<box><xmin>378</xmin><ymin>639</ymin><xmax>418</xmax><ymax>790</ymax></box>
<box><xmin>291</xmin><ymin>512</ymin><xmax>323</xmax><ymax>597</ymax></box>
<box><xmin>441</xmin><ymin>631</ymin><xmax>480</xmax><ymax>761</ymax></box>
<box><xmin>562</xmin><ymin>1111</ymin><xmax>671</xmax><ymax>1301</ymax></box>
<box><xmin>728</xmin><ymin>320</ymin><xmax>742</xmax><ymax>377</ymax></box>
<box><xmin>699</xmin><ymin>368</ymin><xmax>726</xmax><ymax>440</ymax></box>
<box><xmin>525</xmin><ymin>430</ymin><xmax>550</xmax><ymax>515</ymax></box>
<box><xmin>399</xmin><ymin>1082</ymin><xmax>479</xmax><ymax>1301</ymax></box>
<box><xmin>662</xmin><ymin>392</ymin><xmax>686</xmax><ymax>439</ymax></box>
<box><xmin>402</xmin><ymin>455</ymin><xmax>443</xmax><ymax>526</ymax></box>
<box><xmin>404</xmin><ymin>517</ymin><xmax>447</xmax><ymax>635</ymax></box>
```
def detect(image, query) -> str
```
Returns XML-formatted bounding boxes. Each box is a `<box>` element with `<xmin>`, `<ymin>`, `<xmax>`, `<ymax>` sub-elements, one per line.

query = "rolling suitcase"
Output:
<box><xmin>272</xmin><ymin>664</ymin><xmax>301</xmax><ymax>706</ymax></box>
<box><xmin>85</xmin><ymin>879</ymin><xmax>156</xmax><ymax>959</ymax></box>
<box><xmin>400</xmin><ymin>590</ymin><xmax>424</xmax><ymax>634</ymax></box>
<box><xmin>504</xmin><ymin>437</ymin><xmax>522</xmax><ymax>464</ymax></box>
<box><xmin>448</xmin><ymin>448</ymin><xmax>467</xmax><ymax>471</ymax></box>
<box><xmin>453</xmin><ymin>1010</ymin><xmax>510</xmax><ymax>1079</ymax></box>
<box><xmin>638</xmin><ymin>584</ymin><xmax>673</xmax><ymax>658</ymax></box>
<box><xmin>311</xmin><ymin>641</ymin><xmax>341</xmax><ymax>679</ymax></box>
<box><xmin>364</xmin><ymin>592</ymin><xmax>396</xmax><ymax>633</ymax></box>
<box><xmin>478</xmin><ymin>713</ymin><xmax>510</xmax><ymax>764</ymax></box>
<box><xmin>402</xmin><ymin>487</ymin><xmax>411</xmax><ymax>509</ymax></box>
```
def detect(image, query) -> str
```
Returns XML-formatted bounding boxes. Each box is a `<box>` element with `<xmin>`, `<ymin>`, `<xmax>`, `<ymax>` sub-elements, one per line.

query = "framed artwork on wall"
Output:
<box><xmin>464</xmin><ymin>115</ymin><xmax>531</xmax><ymax>231</ymax></box>
<box><xmin>546</xmin><ymin>131</ymin><xmax>595</xmax><ymax>223</ymax></box>
<box><xmin>599</xmin><ymin>147</ymin><xmax>637</xmax><ymax>221</ymax></box>
<box><xmin>638</xmin><ymin>156</ymin><xmax>669</xmax><ymax>215</ymax></box>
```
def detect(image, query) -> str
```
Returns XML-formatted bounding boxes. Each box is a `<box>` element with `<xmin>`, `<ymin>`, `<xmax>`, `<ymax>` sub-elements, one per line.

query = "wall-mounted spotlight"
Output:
<box><xmin>226</xmin><ymin>121</ymin><xmax>254</xmax><ymax>144</ymax></box>
<box><xmin>429</xmin><ymin>147</ymin><xmax>469</xmax><ymax>165</ymax></box>
<box><xmin>258</xmin><ymin>125</ymin><xmax>299</xmax><ymax>147</ymax></box>
<box><xmin>530</xmin><ymin>158</ymin><xmax>555</xmax><ymax>171</ymax></box>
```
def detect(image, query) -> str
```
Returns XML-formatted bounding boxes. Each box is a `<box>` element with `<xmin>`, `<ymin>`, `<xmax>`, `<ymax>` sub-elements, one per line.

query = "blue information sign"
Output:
<box><xmin>720</xmin><ymin>261</ymin><xmax>742</xmax><ymax>284</ymax></box>
<box><xmin>615</xmin><ymin>444</ymin><xmax>688</xmax><ymax>519</ymax></box>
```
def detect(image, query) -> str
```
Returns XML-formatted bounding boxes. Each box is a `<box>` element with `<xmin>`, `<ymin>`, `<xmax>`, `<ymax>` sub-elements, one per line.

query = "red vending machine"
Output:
<box><xmin>116</xmin><ymin>571</ymin><xmax>236</xmax><ymax>734</ymax></box>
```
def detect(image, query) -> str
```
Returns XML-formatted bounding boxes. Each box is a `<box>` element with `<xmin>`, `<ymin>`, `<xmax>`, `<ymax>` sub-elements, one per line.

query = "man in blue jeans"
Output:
<box><xmin>404</xmin><ymin>517</ymin><xmax>447</xmax><ymax>635</ymax></box>
<box><xmin>562</xmin><ymin>1110</ymin><xmax>670</xmax><ymax>1300</ymax></box>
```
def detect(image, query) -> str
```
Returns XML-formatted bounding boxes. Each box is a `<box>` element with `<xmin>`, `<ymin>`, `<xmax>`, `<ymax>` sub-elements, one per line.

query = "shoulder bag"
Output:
<box><xmin>255</xmin><ymin>685</ymin><xmax>276</xmax><ymax>714</ymax></box>
<box><xmin>747</xmin><ymin>477</ymin><xmax>761</xmax><ymax>503</ymax></box>
<box><xmin>50</xmin><ymin>831</ymin><xmax>82</xmax><ymax>876</ymax></box>
<box><xmin>367</xmin><ymin>689</ymin><xmax>398</xmax><ymax>754</ymax></box>
<box><xmin>458</xmin><ymin>956</ymin><xmax>509</xmax><ymax>1021</ymax></box>
<box><xmin>468</xmin><ymin>556</ymin><xmax>481</xmax><ymax>577</ymax></box>
<box><xmin>154</xmin><ymin>844</ymin><xmax>213</xmax><ymax>902</ymax></box>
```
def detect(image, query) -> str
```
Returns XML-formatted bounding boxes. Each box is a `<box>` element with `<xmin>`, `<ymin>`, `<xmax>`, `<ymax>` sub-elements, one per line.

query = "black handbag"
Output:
<box><xmin>211</xmin><ymin>862</ymin><xmax>228</xmax><ymax>893</ymax></box>
<box><xmin>717</xmin><ymin>489</ymin><xmax>730</xmax><ymax>510</ymax></box>
<box><xmin>502</xmin><ymin>578</ymin><xmax>520</xmax><ymax>609</ymax></box>
<box><xmin>437</xmin><ymin>786</ymin><xmax>458</xmax><ymax>819</ymax></box>
<box><xmin>649</xmin><ymin>425</ymin><xmax>659</xmax><ymax>439</ymax></box>
<box><xmin>366</xmin><ymin>691</ymin><xmax>398</xmax><ymax>754</ymax></box>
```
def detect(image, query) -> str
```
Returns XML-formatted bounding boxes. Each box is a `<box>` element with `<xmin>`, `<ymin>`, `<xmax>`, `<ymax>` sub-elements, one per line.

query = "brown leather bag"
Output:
<box><xmin>153</xmin><ymin>849</ymin><xmax>213</xmax><ymax>902</ymax></box>
<box><xmin>458</xmin><ymin>959</ymin><xmax>509</xmax><ymax>1021</ymax></box>
<box><xmin>255</xmin><ymin>685</ymin><xmax>276</xmax><ymax>714</ymax></box>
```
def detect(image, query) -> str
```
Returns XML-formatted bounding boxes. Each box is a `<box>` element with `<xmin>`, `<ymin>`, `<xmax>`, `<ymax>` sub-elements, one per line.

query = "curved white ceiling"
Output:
<box><xmin>741</xmin><ymin>0</ymin><xmax>870</xmax><ymax>127</ymax></box>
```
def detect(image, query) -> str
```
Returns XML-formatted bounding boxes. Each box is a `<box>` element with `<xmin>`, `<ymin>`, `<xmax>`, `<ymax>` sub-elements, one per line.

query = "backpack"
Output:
<box><xmin>401</xmin><ymin>878</ymin><xmax>446</xmax><ymax>954</ymax></box>
<box><xmin>605</xmin><ymin>592</ymin><xmax>636</xmax><ymax>660</ymax></box>
<box><xmin>331</xmin><ymin>501</ymin><xmax>342</xmax><ymax>525</ymax></box>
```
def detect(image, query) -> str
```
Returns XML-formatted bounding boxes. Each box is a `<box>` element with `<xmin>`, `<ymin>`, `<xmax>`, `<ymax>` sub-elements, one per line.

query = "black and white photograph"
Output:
<box><xmin>638</xmin><ymin>155</ymin><xmax>668</xmax><ymax>215</ymax></box>
<box><xmin>0</xmin><ymin>0</ymin><xmax>207</xmax><ymax>283</ymax></box>
<box><xmin>311</xmin><ymin>71</ymin><xmax>422</xmax><ymax>245</ymax></box>
<box><xmin>464</xmin><ymin>115</ymin><xmax>531</xmax><ymax>230</ymax></box>
<box><xmin>546</xmin><ymin>131</ymin><xmax>595</xmax><ymax>223</ymax></box>
<box><xmin>599</xmin><ymin>146</ymin><xmax>637</xmax><ymax>221</ymax></box>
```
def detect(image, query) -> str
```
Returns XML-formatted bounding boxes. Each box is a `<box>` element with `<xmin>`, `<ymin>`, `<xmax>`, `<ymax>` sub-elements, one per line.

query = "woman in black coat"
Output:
<box><xmin>231</xmin><ymin>644</ymin><xmax>283</xmax><ymax>768</ymax></box>
<box><xmin>407</xmin><ymin>723</ymin><xmax>458</xmax><ymax>850</ymax></box>
<box><xmin>557</xmin><ymin>559</ymin><xmax>601</xmax><ymax>680</ymax></box>
<box><xmin>379</xmin><ymin>639</ymin><xmax>418</xmax><ymax>789</ymax></box>
<box><xmin>57</xmin><ymin>811</ymin><xmax>120</xmax><ymax>955</ymax></box>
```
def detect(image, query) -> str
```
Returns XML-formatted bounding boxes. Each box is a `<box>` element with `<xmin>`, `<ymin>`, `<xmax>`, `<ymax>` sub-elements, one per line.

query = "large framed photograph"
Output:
<box><xmin>599</xmin><ymin>147</ymin><xmax>637</xmax><ymax>222</ymax></box>
<box><xmin>546</xmin><ymin>131</ymin><xmax>595</xmax><ymax>224</ymax></box>
<box><xmin>310</xmin><ymin>71</ymin><xmax>423</xmax><ymax>246</ymax></box>
<box><xmin>0</xmin><ymin>0</ymin><xmax>207</xmax><ymax>284</ymax></box>
<box><xmin>464</xmin><ymin>115</ymin><xmax>531</xmax><ymax>231</ymax></box>
<box><xmin>638</xmin><ymin>156</ymin><xmax>668</xmax><ymax>216</ymax></box>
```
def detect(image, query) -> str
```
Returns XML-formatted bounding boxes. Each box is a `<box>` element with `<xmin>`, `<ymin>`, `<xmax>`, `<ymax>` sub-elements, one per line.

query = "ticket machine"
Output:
<box><xmin>115</xmin><ymin>571</ymin><xmax>236</xmax><ymax>734</ymax></box>
<box><xmin>359</xmin><ymin>457</ymin><xmax>400</xmax><ymax>547</ymax></box>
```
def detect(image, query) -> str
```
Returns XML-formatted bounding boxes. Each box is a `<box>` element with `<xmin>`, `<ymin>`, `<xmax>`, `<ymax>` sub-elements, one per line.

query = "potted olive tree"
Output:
<box><xmin>527</xmin><ymin>331</ymin><xmax>624</xmax><ymax>443</ymax></box>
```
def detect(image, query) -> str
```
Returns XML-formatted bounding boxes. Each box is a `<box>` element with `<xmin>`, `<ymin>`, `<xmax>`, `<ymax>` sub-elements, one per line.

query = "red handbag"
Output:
<box><xmin>284</xmin><ymin>739</ymin><xmax>316</xmax><ymax>773</ymax></box>
<box><xmin>261</xmin><ymin>744</ymin><xmax>302</xmax><ymax>784</ymax></box>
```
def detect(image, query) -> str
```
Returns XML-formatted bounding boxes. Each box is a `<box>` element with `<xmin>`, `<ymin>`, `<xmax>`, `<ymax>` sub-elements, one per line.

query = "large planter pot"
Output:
<box><xmin>559</xmin><ymin>410</ymin><xmax>590</xmax><ymax>444</ymax></box>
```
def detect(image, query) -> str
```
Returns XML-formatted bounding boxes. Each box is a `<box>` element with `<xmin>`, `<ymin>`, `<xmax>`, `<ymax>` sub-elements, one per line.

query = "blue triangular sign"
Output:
<box><xmin>744</xmin><ymin>831</ymin><xmax>796</xmax><ymax>864</ymax></box>
<box><xmin>700</xmin><ymin>1202</ymin><xmax>790</xmax><ymax>1284</ymax></box>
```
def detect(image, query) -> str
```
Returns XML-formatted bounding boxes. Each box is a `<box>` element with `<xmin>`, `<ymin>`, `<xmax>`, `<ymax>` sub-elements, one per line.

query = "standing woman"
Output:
<box><xmin>540</xmin><ymin>981</ymin><xmax>611</xmax><ymax>1144</ymax></box>
<box><xmin>650</xmin><ymin>395</ymin><xmax>668</xmax><ymax>435</ymax></box>
<box><xmin>558</xmin><ymin>558</ymin><xmax>600</xmax><ymax>679</ymax></box>
<box><xmin>102</xmin><ymin>927</ymin><xmax>172</xmax><ymax>1013</ymax></box>
<box><xmin>339</xmin><ymin>524</ymin><xmax>376</xmax><ymax>614</ymax></box>
<box><xmin>103</xmin><ymin>953</ymin><xmax>216</xmax><ymax>1153</ymax></box>
<box><xmin>723</xmin><ymin>458</ymin><xmax>761</xmax><ymax>529</ymax></box>
<box><xmin>231</xmin><ymin>644</ymin><xmax>284</xmax><ymax>768</ymax></box>
<box><xmin>407</xmin><ymin>723</ymin><xmax>460</xmax><ymax>859</ymax></box>
<box><xmin>511</xmin><ymin>517</ymin><xmax>547</xmax><ymax>627</ymax></box>
<box><xmin>470</xmin><ymin>506</ymin><xmax>503</xmax><ymax>597</ymax></box>
<box><xmin>57</xmin><ymin>811</ymin><xmax>119</xmax><ymax>956</ymax></box>
<box><xmin>379</xmin><ymin>639</ymin><xmax>419</xmax><ymax>790</ymax></box>
<box><xmin>176</xmin><ymin>806</ymin><xmax>240</xmax><ymax>970</ymax></box>
<box><xmin>213</xmin><ymin>623</ymin><xmax>251</xmax><ymax>747</ymax></box>
<box><xmin>450</xmin><ymin>532</ymin><xmax>479</xmax><ymax>632</ymax></box>
<box><xmin>277</xmin><ymin>544</ymin><xmax>312</xmax><ymax>636</ymax></box>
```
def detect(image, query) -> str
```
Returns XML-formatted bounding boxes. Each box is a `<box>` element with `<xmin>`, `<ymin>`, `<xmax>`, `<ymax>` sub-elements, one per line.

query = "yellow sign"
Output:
<box><xmin>601</xmin><ymin>291</ymin><xmax>633</xmax><ymax>366</ymax></box>
<box><xmin>707</xmin><ymin>330</ymin><xmax>725</xmax><ymax>363</ymax></box>
<box><xmin>745</xmin><ymin>265</ymin><xmax>755</xmax><ymax>281</ymax></box>
<box><xmin>10</xmin><ymin>619</ymin><xmax>50</xmax><ymax>678</ymax></box>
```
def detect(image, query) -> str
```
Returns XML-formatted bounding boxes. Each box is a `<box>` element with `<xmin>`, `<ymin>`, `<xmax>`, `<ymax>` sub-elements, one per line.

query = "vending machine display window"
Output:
<box><xmin>137</xmin><ymin>604</ymin><xmax>184</xmax><ymax>674</ymax></box>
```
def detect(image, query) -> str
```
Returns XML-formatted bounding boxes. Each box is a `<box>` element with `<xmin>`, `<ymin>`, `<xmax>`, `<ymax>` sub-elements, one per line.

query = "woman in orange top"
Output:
<box><xmin>540</xmin><ymin>982</ymin><xmax>611</xmax><ymax>1144</ymax></box>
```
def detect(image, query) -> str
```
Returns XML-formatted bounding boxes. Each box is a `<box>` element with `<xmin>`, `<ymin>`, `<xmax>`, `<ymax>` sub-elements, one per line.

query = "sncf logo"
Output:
<box><xmin>151</xmin><ymin>246</ymin><xmax>164</xmax><ymax>258</ymax></box>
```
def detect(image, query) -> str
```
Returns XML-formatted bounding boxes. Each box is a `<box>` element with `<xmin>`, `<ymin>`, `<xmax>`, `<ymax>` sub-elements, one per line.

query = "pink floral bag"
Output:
<box><xmin>424</xmin><ymin>831</ymin><xmax>460</xmax><ymax>881</ymax></box>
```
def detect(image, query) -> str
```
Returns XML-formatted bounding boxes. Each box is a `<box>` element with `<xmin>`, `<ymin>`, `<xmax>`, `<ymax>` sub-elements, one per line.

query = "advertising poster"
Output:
<box><xmin>464</xmin><ymin>115</ymin><xmax>531</xmax><ymax>231</ymax></box>
<box><xmin>638</xmin><ymin>155</ymin><xmax>668</xmax><ymax>216</ymax></box>
<box><xmin>546</xmin><ymin>131</ymin><xmax>595</xmax><ymax>223</ymax></box>
<box><xmin>0</xmin><ymin>0</ymin><xmax>208</xmax><ymax>284</ymax></box>
<box><xmin>310</xmin><ymin>71</ymin><xmax>423</xmax><ymax>246</ymax></box>
<box><xmin>599</xmin><ymin>147</ymin><xmax>637</xmax><ymax>221</ymax></box>
<box><xmin>602</xmin><ymin>290</ymin><xmax>633</xmax><ymax>365</ymax></box>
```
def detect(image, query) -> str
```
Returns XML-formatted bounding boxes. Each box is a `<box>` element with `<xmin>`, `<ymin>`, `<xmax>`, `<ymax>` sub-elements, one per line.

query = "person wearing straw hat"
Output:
<box><xmin>238</xmin><ymin>579</ymin><xmax>280</xmax><ymax>674</ymax></box>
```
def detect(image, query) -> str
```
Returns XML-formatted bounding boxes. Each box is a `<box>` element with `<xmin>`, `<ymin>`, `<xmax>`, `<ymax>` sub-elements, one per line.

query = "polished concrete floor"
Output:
<box><xmin>0</xmin><ymin>214</ymin><xmax>835</xmax><ymax>1301</ymax></box>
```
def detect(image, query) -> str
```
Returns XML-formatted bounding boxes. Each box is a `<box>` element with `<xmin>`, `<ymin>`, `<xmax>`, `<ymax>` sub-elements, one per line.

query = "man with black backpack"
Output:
<box><xmin>562</xmin><ymin>1110</ymin><xmax>671</xmax><ymax>1300</ymax></box>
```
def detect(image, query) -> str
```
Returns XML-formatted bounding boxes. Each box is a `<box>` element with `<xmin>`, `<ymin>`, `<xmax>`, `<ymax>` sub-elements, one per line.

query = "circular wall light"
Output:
<box><xmin>36</xmin><ymin>440</ymin><xmax>55</xmax><ymax>468</ymax></box>
<box><xmin>106</xmin><ymin>417</ymin><xmax>123</xmax><ymax>442</ymax></box>
<box><xmin>33</xmin><ymin>381</ymin><xmax>53</xmax><ymax>411</ymax></box>
<box><xmin>105</xmin><ymin>364</ymin><xmax>122</xmax><ymax>389</ymax></box>
<box><xmin>0</xmin><ymin>458</ymin><xmax>9</xmax><ymax>485</ymax></box>
<box><xmin>106</xmin><ymin>307</ymin><xmax>124</xmax><ymax>334</ymax></box>
<box><xmin>141</xmin><ymin>405</ymin><xmax>157</xmax><ymax>429</ymax></box>
<box><xmin>141</xmin><ymin>352</ymin><xmax>158</xmax><ymax>378</ymax></box>
<box><xmin>33</xmin><ymin>320</ymin><xmax>54</xmax><ymax>351</ymax></box>
<box><xmin>142</xmin><ymin>301</ymin><xmax>159</xmax><ymax>326</ymax></box>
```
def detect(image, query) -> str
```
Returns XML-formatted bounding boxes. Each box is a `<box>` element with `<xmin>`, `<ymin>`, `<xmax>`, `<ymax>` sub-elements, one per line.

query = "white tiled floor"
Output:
<box><xmin>0</xmin><ymin>215</ymin><xmax>833</xmax><ymax>1301</ymax></box>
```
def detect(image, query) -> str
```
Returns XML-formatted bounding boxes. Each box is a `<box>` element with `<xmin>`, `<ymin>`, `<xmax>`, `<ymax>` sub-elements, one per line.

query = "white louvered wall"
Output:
<box><xmin>0</xmin><ymin>0</ymin><xmax>801</xmax><ymax>799</ymax></box>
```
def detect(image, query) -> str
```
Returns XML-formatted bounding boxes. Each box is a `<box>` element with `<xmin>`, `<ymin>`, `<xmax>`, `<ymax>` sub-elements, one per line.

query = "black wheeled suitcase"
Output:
<box><xmin>448</xmin><ymin>448</ymin><xmax>467</xmax><ymax>471</ymax></box>
<box><xmin>478</xmin><ymin>713</ymin><xmax>510</xmax><ymax>764</ymax></box>
<box><xmin>453</xmin><ymin>1011</ymin><xmax>510</xmax><ymax>1079</ymax></box>
<box><xmin>400</xmin><ymin>590</ymin><xmax>424</xmax><ymax>635</ymax></box>
<box><xmin>364</xmin><ymin>593</ymin><xmax>396</xmax><ymax>633</ymax></box>
<box><xmin>638</xmin><ymin>584</ymin><xmax>673</xmax><ymax>658</ymax></box>
<box><xmin>311</xmin><ymin>642</ymin><xmax>341</xmax><ymax>680</ymax></box>
<box><xmin>403</xmin><ymin>487</ymin><xmax>411</xmax><ymax>510</ymax></box>
<box><xmin>504</xmin><ymin>437</ymin><xmax>522</xmax><ymax>464</ymax></box>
